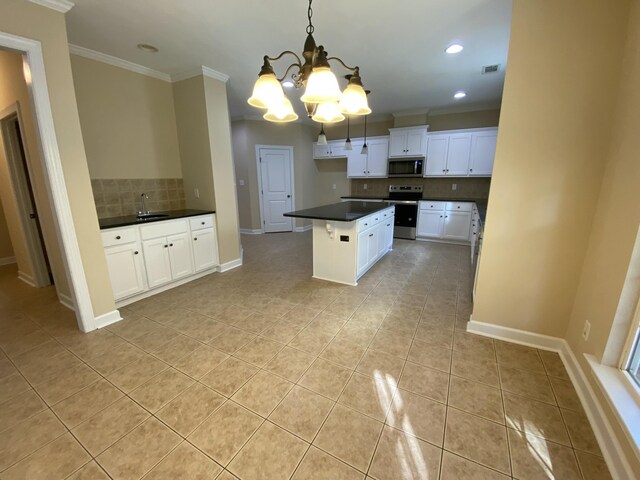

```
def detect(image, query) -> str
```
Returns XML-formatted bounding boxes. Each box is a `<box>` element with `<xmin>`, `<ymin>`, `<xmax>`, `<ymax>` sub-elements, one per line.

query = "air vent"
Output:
<box><xmin>481</xmin><ymin>64</ymin><xmax>500</xmax><ymax>74</ymax></box>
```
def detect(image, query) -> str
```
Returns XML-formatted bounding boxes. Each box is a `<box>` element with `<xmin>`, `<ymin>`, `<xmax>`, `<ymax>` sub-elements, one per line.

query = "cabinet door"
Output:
<box><xmin>192</xmin><ymin>227</ymin><xmax>219</xmax><ymax>272</ymax></box>
<box><xmin>405</xmin><ymin>130</ymin><xmax>426</xmax><ymax>156</ymax></box>
<box><xmin>357</xmin><ymin>229</ymin><xmax>369</xmax><ymax>275</ymax></box>
<box><xmin>469</xmin><ymin>131</ymin><xmax>498</xmax><ymax>176</ymax></box>
<box><xmin>367</xmin><ymin>225</ymin><xmax>379</xmax><ymax>264</ymax></box>
<box><xmin>143</xmin><ymin>237</ymin><xmax>173</xmax><ymax>288</ymax></box>
<box><xmin>446</xmin><ymin>134</ymin><xmax>472</xmax><ymax>176</ymax></box>
<box><xmin>383</xmin><ymin>219</ymin><xmax>394</xmax><ymax>251</ymax></box>
<box><xmin>167</xmin><ymin>232</ymin><xmax>194</xmax><ymax>280</ymax></box>
<box><xmin>347</xmin><ymin>142</ymin><xmax>368</xmax><ymax>178</ymax></box>
<box><xmin>104</xmin><ymin>242</ymin><xmax>146</xmax><ymax>300</ymax></box>
<box><xmin>388</xmin><ymin>132</ymin><xmax>406</xmax><ymax>157</ymax></box>
<box><xmin>366</xmin><ymin>140</ymin><xmax>389</xmax><ymax>177</ymax></box>
<box><xmin>313</xmin><ymin>143</ymin><xmax>331</xmax><ymax>158</ymax></box>
<box><xmin>329</xmin><ymin>141</ymin><xmax>347</xmax><ymax>158</ymax></box>
<box><xmin>425</xmin><ymin>135</ymin><xmax>448</xmax><ymax>176</ymax></box>
<box><xmin>443</xmin><ymin>211</ymin><xmax>472</xmax><ymax>241</ymax></box>
<box><xmin>417</xmin><ymin>210</ymin><xmax>445</xmax><ymax>238</ymax></box>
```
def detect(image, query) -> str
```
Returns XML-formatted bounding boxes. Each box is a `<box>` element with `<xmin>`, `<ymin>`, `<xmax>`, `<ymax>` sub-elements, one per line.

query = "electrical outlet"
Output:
<box><xmin>332</xmin><ymin>184</ymin><xmax>337</xmax><ymax>190</ymax></box>
<box><xmin>194</xmin><ymin>188</ymin><xmax>200</xmax><ymax>199</ymax></box>
<box><xmin>239</xmin><ymin>179</ymin><xmax>245</xmax><ymax>186</ymax></box>
<box><xmin>363</xmin><ymin>183</ymin><xmax>368</xmax><ymax>190</ymax></box>
<box><xmin>452</xmin><ymin>183</ymin><xmax>457</xmax><ymax>191</ymax></box>
<box><xmin>582</xmin><ymin>320</ymin><xmax>591</xmax><ymax>341</ymax></box>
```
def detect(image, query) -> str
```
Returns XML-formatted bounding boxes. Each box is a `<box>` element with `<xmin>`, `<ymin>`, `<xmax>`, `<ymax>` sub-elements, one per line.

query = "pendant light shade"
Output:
<box><xmin>345</xmin><ymin>138</ymin><xmax>352</xmax><ymax>150</ymax></box>
<box><xmin>301</xmin><ymin>67</ymin><xmax>342</xmax><ymax>104</ymax></box>
<box><xmin>361</xmin><ymin>143</ymin><xmax>368</xmax><ymax>155</ymax></box>
<box><xmin>339</xmin><ymin>82</ymin><xmax>371</xmax><ymax>115</ymax></box>
<box><xmin>263</xmin><ymin>97</ymin><xmax>298</xmax><ymax>122</ymax></box>
<box><xmin>312</xmin><ymin>101</ymin><xmax>345</xmax><ymax>124</ymax></box>
<box><xmin>248</xmin><ymin>73</ymin><xmax>285</xmax><ymax>109</ymax></box>
<box><xmin>317</xmin><ymin>124</ymin><xmax>328</xmax><ymax>145</ymax></box>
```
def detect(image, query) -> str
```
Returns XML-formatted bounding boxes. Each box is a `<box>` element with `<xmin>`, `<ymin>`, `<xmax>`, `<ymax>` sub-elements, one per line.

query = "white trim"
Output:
<box><xmin>466</xmin><ymin>318</ymin><xmax>636</xmax><ymax>479</ymax></box>
<box><xmin>94</xmin><ymin>309</ymin><xmax>122</xmax><ymax>329</ymax></box>
<box><xmin>1</xmin><ymin>31</ymin><xmax>95</xmax><ymax>332</ymax></box>
<box><xmin>239</xmin><ymin>228</ymin><xmax>263</xmax><ymax>235</ymax></box>
<box><xmin>294</xmin><ymin>224</ymin><xmax>312</xmax><ymax>233</ymax></box>
<box><xmin>171</xmin><ymin>66</ymin><xmax>229</xmax><ymax>83</ymax></box>
<box><xmin>0</xmin><ymin>256</ymin><xmax>16</xmax><ymax>266</ymax></box>
<box><xmin>29</xmin><ymin>0</ymin><xmax>74</xmax><ymax>13</ymax></box>
<box><xmin>218</xmin><ymin>257</ymin><xmax>242</xmax><ymax>273</ymax></box>
<box><xmin>255</xmin><ymin>145</ymin><xmax>296</xmax><ymax>234</ymax></box>
<box><xmin>58</xmin><ymin>292</ymin><xmax>74</xmax><ymax>310</ymax></box>
<box><xmin>68</xmin><ymin>44</ymin><xmax>171</xmax><ymax>82</ymax></box>
<box><xmin>18</xmin><ymin>270</ymin><xmax>36</xmax><ymax>287</ymax></box>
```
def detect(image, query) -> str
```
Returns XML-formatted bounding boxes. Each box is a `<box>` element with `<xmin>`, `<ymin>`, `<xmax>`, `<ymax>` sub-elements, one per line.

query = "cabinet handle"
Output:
<box><xmin>364</xmin><ymin>223</ymin><xmax>368</xmax><ymax>226</ymax></box>
<box><xmin>201</xmin><ymin>222</ymin><xmax>205</xmax><ymax>225</ymax></box>
<box><xmin>169</xmin><ymin>243</ymin><xmax>174</xmax><ymax>247</ymax></box>
<box><xmin>115</xmin><ymin>235</ymin><xmax>121</xmax><ymax>240</ymax></box>
<box><xmin>164</xmin><ymin>245</ymin><xmax>168</xmax><ymax>248</ymax></box>
<box><xmin>470</xmin><ymin>168</ymin><xmax>473</xmax><ymax>172</ymax></box>
<box><xmin>134</xmin><ymin>251</ymin><xmax>139</xmax><ymax>255</ymax></box>
<box><xmin>194</xmin><ymin>237</ymin><xmax>198</xmax><ymax>241</ymax></box>
<box><xmin>369</xmin><ymin>233</ymin><xmax>373</xmax><ymax>237</ymax></box>
<box><xmin>440</xmin><ymin>215</ymin><xmax>443</xmax><ymax>218</ymax></box>
<box><xmin>387</xmin><ymin>223</ymin><xmax>390</xmax><ymax>226</ymax></box>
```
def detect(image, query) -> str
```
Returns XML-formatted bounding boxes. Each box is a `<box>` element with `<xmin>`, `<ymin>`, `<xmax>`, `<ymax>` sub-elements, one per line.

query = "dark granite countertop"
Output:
<box><xmin>99</xmin><ymin>209</ymin><xmax>215</xmax><ymax>229</ymax></box>
<box><xmin>284</xmin><ymin>201</ymin><xmax>391</xmax><ymax>222</ymax></box>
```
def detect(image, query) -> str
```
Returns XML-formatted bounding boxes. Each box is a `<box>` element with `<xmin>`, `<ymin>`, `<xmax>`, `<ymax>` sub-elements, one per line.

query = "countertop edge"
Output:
<box><xmin>99</xmin><ymin>209</ymin><xmax>215</xmax><ymax>230</ymax></box>
<box><xmin>284</xmin><ymin>201</ymin><xmax>392</xmax><ymax>222</ymax></box>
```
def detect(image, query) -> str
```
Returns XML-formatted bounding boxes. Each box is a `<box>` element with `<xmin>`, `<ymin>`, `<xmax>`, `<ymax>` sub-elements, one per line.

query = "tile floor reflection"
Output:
<box><xmin>0</xmin><ymin>232</ymin><xmax>612</xmax><ymax>479</ymax></box>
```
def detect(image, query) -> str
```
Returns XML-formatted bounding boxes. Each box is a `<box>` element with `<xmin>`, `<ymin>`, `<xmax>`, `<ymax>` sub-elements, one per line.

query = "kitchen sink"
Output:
<box><xmin>136</xmin><ymin>213</ymin><xmax>169</xmax><ymax>220</ymax></box>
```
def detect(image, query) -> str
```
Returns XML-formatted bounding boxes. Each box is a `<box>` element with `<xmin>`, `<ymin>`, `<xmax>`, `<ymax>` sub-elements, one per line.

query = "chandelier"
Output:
<box><xmin>247</xmin><ymin>0</ymin><xmax>371</xmax><ymax>123</ymax></box>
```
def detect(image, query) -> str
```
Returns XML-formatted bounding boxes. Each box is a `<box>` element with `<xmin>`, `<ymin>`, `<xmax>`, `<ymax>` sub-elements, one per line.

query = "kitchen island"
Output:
<box><xmin>284</xmin><ymin>201</ymin><xmax>395</xmax><ymax>285</ymax></box>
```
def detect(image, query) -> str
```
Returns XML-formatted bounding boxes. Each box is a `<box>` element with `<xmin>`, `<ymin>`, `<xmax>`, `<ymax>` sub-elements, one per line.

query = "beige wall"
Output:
<box><xmin>70</xmin><ymin>55</ymin><xmax>182</xmax><ymax>180</ymax></box>
<box><xmin>0</xmin><ymin>49</ymin><xmax>69</xmax><ymax>295</ymax></box>
<box><xmin>427</xmin><ymin>109</ymin><xmax>501</xmax><ymax>131</ymax></box>
<box><xmin>0</xmin><ymin>0</ymin><xmax>116</xmax><ymax>318</ymax></box>
<box><xmin>0</xmin><ymin>195</ymin><xmax>14</xmax><ymax>261</ymax></box>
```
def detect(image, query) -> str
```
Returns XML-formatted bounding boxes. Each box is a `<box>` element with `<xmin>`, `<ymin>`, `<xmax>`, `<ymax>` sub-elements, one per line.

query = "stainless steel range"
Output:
<box><xmin>388</xmin><ymin>185</ymin><xmax>423</xmax><ymax>239</ymax></box>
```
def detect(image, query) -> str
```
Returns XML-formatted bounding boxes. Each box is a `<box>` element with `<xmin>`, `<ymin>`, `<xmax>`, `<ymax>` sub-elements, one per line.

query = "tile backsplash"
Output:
<box><xmin>351</xmin><ymin>177</ymin><xmax>491</xmax><ymax>199</ymax></box>
<box><xmin>91</xmin><ymin>178</ymin><xmax>186</xmax><ymax>219</ymax></box>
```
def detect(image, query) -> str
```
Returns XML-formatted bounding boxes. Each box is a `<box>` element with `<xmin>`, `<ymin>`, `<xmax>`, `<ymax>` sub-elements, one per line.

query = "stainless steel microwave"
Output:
<box><xmin>387</xmin><ymin>158</ymin><xmax>424</xmax><ymax>177</ymax></box>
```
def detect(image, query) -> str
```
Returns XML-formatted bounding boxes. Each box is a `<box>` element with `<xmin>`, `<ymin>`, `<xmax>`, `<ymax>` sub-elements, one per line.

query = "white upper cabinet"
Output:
<box><xmin>424</xmin><ymin>127</ymin><xmax>498</xmax><ymax>177</ymax></box>
<box><xmin>469</xmin><ymin>130</ymin><xmax>498</xmax><ymax>176</ymax></box>
<box><xmin>388</xmin><ymin>127</ymin><xmax>428</xmax><ymax>158</ymax></box>
<box><xmin>347</xmin><ymin>136</ymin><xmax>389</xmax><ymax>178</ymax></box>
<box><xmin>313</xmin><ymin>140</ymin><xmax>347</xmax><ymax>158</ymax></box>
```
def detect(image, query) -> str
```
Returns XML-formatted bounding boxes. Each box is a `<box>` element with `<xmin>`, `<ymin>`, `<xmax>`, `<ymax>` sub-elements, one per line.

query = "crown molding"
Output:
<box><xmin>29</xmin><ymin>0</ymin><xmax>74</xmax><ymax>13</ymax></box>
<box><xmin>171</xmin><ymin>66</ymin><xmax>229</xmax><ymax>83</ymax></box>
<box><xmin>69</xmin><ymin>44</ymin><xmax>171</xmax><ymax>82</ymax></box>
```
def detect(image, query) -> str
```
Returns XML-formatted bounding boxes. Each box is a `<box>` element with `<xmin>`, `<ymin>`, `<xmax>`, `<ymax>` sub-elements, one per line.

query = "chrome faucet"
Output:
<box><xmin>139</xmin><ymin>193</ymin><xmax>150</xmax><ymax>216</ymax></box>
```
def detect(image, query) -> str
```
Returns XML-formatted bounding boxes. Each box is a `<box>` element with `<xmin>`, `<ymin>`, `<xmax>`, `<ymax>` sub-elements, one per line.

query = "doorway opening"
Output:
<box><xmin>255</xmin><ymin>145</ymin><xmax>295</xmax><ymax>233</ymax></box>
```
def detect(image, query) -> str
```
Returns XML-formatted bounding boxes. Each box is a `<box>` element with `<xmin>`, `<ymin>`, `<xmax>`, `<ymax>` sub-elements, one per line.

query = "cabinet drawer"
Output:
<box><xmin>381</xmin><ymin>207</ymin><xmax>395</xmax><ymax>219</ymax></box>
<box><xmin>140</xmin><ymin>219</ymin><xmax>188</xmax><ymax>240</ymax></box>
<box><xmin>420</xmin><ymin>201</ymin><xmax>446</xmax><ymax>211</ymax></box>
<box><xmin>357</xmin><ymin>215</ymin><xmax>373</xmax><ymax>231</ymax></box>
<box><xmin>101</xmin><ymin>227</ymin><xmax>137</xmax><ymax>247</ymax></box>
<box><xmin>446</xmin><ymin>202</ymin><xmax>473</xmax><ymax>212</ymax></box>
<box><xmin>190</xmin><ymin>215</ymin><xmax>214</xmax><ymax>231</ymax></box>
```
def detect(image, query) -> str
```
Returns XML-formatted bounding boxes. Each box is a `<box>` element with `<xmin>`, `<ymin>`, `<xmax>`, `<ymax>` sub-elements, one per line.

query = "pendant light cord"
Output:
<box><xmin>306</xmin><ymin>0</ymin><xmax>314</xmax><ymax>34</ymax></box>
<box><xmin>363</xmin><ymin>115</ymin><xmax>367</xmax><ymax>144</ymax></box>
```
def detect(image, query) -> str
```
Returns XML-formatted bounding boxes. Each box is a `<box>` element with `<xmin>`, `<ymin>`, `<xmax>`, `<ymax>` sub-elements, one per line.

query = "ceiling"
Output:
<box><xmin>65</xmin><ymin>0</ymin><xmax>512</xmax><ymax>121</ymax></box>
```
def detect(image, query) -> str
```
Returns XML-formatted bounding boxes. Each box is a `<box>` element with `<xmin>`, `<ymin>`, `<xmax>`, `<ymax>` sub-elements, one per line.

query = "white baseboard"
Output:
<box><xmin>239</xmin><ymin>228</ymin><xmax>263</xmax><ymax>235</ymax></box>
<box><xmin>294</xmin><ymin>224</ymin><xmax>312</xmax><ymax>233</ymax></box>
<box><xmin>58</xmin><ymin>292</ymin><xmax>74</xmax><ymax>311</ymax></box>
<box><xmin>466</xmin><ymin>318</ymin><xmax>635</xmax><ymax>480</ymax></box>
<box><xmin>17</xmin><ymin>270</ymin><xmax>36</xmax><ymax>287</ymax></box>
<box><xmin>218</xmin><ymin>257</ymin><xmax>242</xmax><ymax>272</ymax></box>
<box><xmin>94</xmin><ymin>309</ymin><xmax>122</xmax><ymax>329</ymax></box>
<box><xmin>0</xmin><ymin>256</ymin><xmax>16</xmax><ymax>266</ymax></box>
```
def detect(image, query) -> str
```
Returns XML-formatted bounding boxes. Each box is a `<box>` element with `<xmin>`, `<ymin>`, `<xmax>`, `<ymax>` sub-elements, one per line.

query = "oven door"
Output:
<box><xmin>388</xmin><ymin>159</ymin><xmax>423</xmax><ymax>177</ymax></box>
<box><xmin>391</xmin><ymin>202</ymin><xmax>418</xmax><ymax>239</ymax></box>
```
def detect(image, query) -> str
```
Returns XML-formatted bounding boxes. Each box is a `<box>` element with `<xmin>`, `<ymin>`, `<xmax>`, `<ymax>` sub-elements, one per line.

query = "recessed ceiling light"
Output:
<box><xmin>445</xmin><ymin>44</ymin><xmax>464</xmax><ymax>54</ymax></box>
<box><xmin>454</xmin><ymin>91</ymin><xmax>466</xmax><ymax>99</ymax></box>
<box><xmin>137</xmin><ymin>43</ymin><xmax>159</xmax><ymax>53</ymax></box>
<box><xmin>282</xmin><ymin>80</ymin><xmax>294</xmax><ymax>88</ymax></box>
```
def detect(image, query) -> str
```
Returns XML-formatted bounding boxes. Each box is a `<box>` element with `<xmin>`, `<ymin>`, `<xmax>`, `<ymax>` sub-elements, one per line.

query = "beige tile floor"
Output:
<box><xmin>0</xmin><ymin>232</ymin><xmax>613</xmax><ymax>479</ymax></box>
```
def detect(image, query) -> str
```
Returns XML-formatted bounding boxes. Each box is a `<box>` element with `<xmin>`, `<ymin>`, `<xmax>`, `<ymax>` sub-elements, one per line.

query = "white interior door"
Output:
<box><xmin>259</xmin><ymin>147</ymin><xmax>294</xmax><ymax>233</ymax></box>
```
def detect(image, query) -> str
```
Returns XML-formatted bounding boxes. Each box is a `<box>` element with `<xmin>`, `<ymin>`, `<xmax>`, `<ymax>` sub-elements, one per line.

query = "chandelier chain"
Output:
<box><xmin>306</xmin><ymin>0</ymin><xmax>314</xmax><ymax>35</ymax></box>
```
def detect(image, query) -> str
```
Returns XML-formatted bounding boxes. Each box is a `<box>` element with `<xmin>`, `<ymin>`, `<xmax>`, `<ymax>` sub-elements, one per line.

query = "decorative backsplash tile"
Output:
<box><xmin>91</xmin><ymin>178</ymin><xmax>186</xmax><ymax>219</ymax></box>
<box><xmin>351</xmin><ymin>177</ymin><xmax>491</xmax><ymax>199</ymax></box>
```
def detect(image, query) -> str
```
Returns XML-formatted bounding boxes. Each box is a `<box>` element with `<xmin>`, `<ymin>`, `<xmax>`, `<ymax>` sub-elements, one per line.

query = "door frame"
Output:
<box><xmin>255</xmin><ymin>145</ymin><xmax>295</xmax><ymax>233</ymax></box>
<box><xmin>0</xmin><ymin>31</ymin><xmax>96</xmax><ymax>332</ymax></box>
<box><xmin>0</xmin><ymin>102</ymin><xmax>51</xmax><ymax>287</ymax></box>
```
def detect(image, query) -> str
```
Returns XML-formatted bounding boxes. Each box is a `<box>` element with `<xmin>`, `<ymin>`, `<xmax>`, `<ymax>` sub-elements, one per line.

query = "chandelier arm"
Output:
<box><xmin>276</xmin><ymin>63</ymin><xmax>302</xmax><ymax>83</ymax></box>
<box><xmin>325</xmin><ymin>56</ymin><xmax>358</xmax><ymax>73</ymax></box>
<box><xmin>266</xmin><ymin>50</ymin><xmax>303</xmax><ymax>65</ymax></box>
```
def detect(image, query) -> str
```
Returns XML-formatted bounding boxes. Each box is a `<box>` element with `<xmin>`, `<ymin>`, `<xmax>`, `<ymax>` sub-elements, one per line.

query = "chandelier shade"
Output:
<box><xmin>247</xmin><ymin>0</ymin><xmax>371</xmax><ymax>124</ymax></box>
<box><xmin>248</xmin><ymin>73</ymin><xmax>284</xmax><ymax>109</ymax></box>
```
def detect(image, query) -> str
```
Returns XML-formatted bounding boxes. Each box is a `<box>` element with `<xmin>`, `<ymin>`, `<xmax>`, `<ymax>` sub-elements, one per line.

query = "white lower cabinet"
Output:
<box><xmin>417</xmin><ymin>210</ymin><xmax>445</xmax><ymax>238</ymax></box>
<box><xmin>102</xmin><ymin>214</ymin><xmax>219</xmax><ymax>303</ymax></box>
<box><xmin>104</xmin><ymin>241</ymin><xmax>146</xmax><ymax>299</ymax></box>
<box><xmin>417</xmin><ymin>201</ymin><xmax>473</xmax><ymax>243</ymax></box>
<box><xmin>442</xmin><ymin>211</ymin><xmax>472</xmax><ymax>241</ymax></box>
<box><xmin>356</xmin><ymin>207</ymin><xmax>394</xmax><ymax>277</ymax></box>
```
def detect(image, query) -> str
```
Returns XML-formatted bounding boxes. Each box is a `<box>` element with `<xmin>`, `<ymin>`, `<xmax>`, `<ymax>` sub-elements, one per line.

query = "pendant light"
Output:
<box><xmin>361</xmin><ymin>115</ymin><xmax>368</xmax><ymax>155</ymax></box>
<box><xmin>317</xmin><ymin>124</ymin><xmax>327</xmax><ymax>145</ymax></box>
<box><xmin>344</xmin><ymin>116</ymin><xmax>352</xmax><ymax>151</ymax></box>
<box><xmin>247</xmin><ymin>0</ymin><xmax>371</xmax><ymax>123</ymax></box>
<box><xmin>263</xmin><ymin>96</ymin><xmax>298</xmax><ymax>123</ymax></box>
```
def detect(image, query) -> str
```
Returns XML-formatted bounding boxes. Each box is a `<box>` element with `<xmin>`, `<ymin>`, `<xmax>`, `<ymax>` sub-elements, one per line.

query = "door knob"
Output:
<box><xmin>287</xmin><ymin>194</ymin><xmax>291</xmax><ymax>198</ymax></box>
